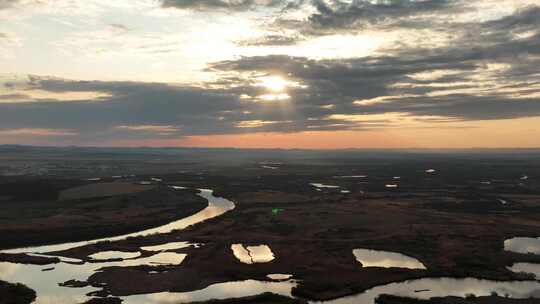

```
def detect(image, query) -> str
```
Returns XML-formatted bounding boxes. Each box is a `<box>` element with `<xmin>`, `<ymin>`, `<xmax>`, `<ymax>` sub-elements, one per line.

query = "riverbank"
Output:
<box><xmin>0</xmin><ymin>182</ymin><xmax>207</xmax><ymax>250</ymax></box>
<box><xmin>0</xmin><ymin>280</ymin><xmax>36</xmax><ymax>304</ymax></box>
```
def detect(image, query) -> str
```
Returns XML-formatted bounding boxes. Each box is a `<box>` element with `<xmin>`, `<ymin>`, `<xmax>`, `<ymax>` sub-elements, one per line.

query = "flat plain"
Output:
<box><xmin>1</xmin><ymin>146</ymin><xmax>540</xmax><ymax>304</ymax></box>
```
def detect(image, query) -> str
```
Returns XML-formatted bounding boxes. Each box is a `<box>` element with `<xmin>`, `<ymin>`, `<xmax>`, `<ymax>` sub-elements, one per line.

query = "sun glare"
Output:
<box><xmin>259</xmin><ymin>76</ymin><xmax>288</xmax><ymax>92</ymax></box>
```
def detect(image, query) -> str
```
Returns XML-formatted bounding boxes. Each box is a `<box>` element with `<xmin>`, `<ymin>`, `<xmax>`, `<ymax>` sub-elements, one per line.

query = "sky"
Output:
<box><xmin>0</xmin><ymin>0</ymin><xmax>539</xmax><ymax>149</ymax></box>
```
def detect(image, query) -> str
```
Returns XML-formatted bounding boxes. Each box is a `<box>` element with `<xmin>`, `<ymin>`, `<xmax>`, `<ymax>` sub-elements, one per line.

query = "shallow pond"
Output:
<box><xmin>504</xmin><ymin>237</ymin><xmax>540</xmax><ymax>255</ymax></box>
<box><xmin>231</xmin><ymin>244</ymin><xmax>275</xmax><ymax>264</ymax></box>
<box><xmin>353</xmin><ymin>249</ymin><xmax>426</xmax><ymax>270</ymax></box>
<box><xmin>89</xmin><ymin>251</ymin><xmax>141</xmax><ymax>260</ymax></box>
<box><xmin>509</xmin><ymin>263</ymin><xmax>540</xmax><ymax>279</ymax></box>
<box><xmin>267</xmin><ymin>274</ymin><xmax>293</xmax><ymax>280</ymax></box>
<box><xmin>310</xmin><ymin>183</ymin><xmax>340</xmax><ymax>189</ymax></box>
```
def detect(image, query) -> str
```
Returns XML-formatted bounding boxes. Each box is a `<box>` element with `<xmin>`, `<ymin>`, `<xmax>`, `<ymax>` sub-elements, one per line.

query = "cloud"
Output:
<box><xmin>236</xmin><ymin>33</ymin><xmax>305</xmax><ymax>46</ymax></box>
<box><xmin>160</xmin><ymin>0</ymin><xmax>283</xmax><ymax>11</ymax></box>
<box><xmin>269</xmin><ymin>0</ymin><xmax>540</xmax><ymax>48</ymax></box>
<box><xmin>0</xmin><ymin>128</ymin><xmax>78</xmax><ymax>136</ymax></box>
<box><xmin>108</xmin><ymin>23</ymin><xmax>131</xmax><ymax>32</ymax></box>
<box><xmin>0</xmin><ymin>0</ymin><xmax>19</xmax><ymax>10</ymax></box>
<box><xmin>306</xmin><ymin>0</ymin><xmax>456</xmax><ymax>31</ymax></box>
<box><xmin>0</xmin><ymin>0</ymin><xmax>43</xmax><ymax>11</ymax></box>
<box><xmin>267</xmin><ymin>0</ymin><xmax>461</xmax><ymax>38</ymax></box>
<box><xmin>0</xmin><ymin>3</ymin><xmax>539</xmax><ymax>144</ymax></box>
<box><xmin>115</xmin><ymin>124</ymin><xmax>181</xmax><ymax>135</ymax></box>
<box><xmin>208</xmin><ymin>4</ymin><xmax>540</xmax><ymax>121</ymax></box>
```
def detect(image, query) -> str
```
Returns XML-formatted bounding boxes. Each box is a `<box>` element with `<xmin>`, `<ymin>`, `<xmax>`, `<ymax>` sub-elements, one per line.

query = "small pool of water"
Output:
<box><xmin>504</xmin><ymin>237</ymin><xmax>540</xmax><ymax>255</ymax></box>
<box><xmin>310</xmin><ymin>183</ymin><xmax>340</xmax><ymax>189</ymax></box>
<box><xmin>267</xmin><ymin>274</ymin><xmax>293</xmax><ymax>280</ymax></box>
<box><xmin>121</xmin><ymin>252</ymin><xmax>186</xmax><ymax>266</ymax></box>
<box><xmin>231</xmin><ymin>244</ymin><xmax>275</xmax><ymax>264</ymax></box>
<box><xmin>89</xmin><ymin>251</ymin><xmax>141</xmax><ymax>260</ymax></box>
<box><xmin>509</xmin><ymin>263</ymin><xmax>540</xmax><ymax>279</ymax></box>
<box><xmin>353</xmin><ymin>249</ymin><xmax>426</xmax><ymax>270</ymax></box>
<box><xmin>169</xmin><ymin>185</ymin><xmax>187</xmax><ymax>190</ymax></box>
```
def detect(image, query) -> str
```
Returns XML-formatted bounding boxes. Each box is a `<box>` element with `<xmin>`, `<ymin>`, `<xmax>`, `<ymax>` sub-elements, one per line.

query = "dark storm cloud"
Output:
<box><xmin>160</xmin><ymin>0</ymin><xmax>283</xmax><ymax>11</ymax></box>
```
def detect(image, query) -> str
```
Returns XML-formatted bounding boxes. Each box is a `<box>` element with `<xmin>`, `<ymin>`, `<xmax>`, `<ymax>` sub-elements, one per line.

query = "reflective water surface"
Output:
<box><xmin>267</xmin><ymin>274</ymin><xmax>293</xmax><ymax>280</ymax></box>
<box><xmin>231</xmin><ymin>244</ymin><xmax>275</xmax><ymax>264</ymax></box>
<box><xmin>509</xmin><ymin>263</ymin><xmax>540</xmax><ymax>279</ymax></box>
<box><xmin>0</xmin><ymin>252</ymin><xmax>186</xmax><ymax>304</ymax></box>
<box><xmin>310</xmin><ymin>183</ymin><xmax>340</xmax><ymax>189</ymax></box>
<box><xmin>316</xmin><ymin>278</ymin><xmax>540</xmax><ymax>304</ymax></box>
<box><xmin>353</xmin><ymin>249</ymin><xmax>426</xmax><ymax>270</ymax></box>
<box><xmin>124</xmin><ymin>280</ymin><xmax>297</xmax><ymax>304</ymax></box>
<box><xmin>504</xmin><ymin>237</ymin><xmax>540</xmax><ymax>255</ymax></box>
<box><xmin>89</xmin><ymin>251</ymin><xmax>141</xmax><ymax>260</ymax></box>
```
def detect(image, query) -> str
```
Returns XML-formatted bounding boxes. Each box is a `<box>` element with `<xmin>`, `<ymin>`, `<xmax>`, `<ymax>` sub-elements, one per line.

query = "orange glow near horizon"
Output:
<box><xmin>3</xmin><ymin>117</ymin><xmax>538</xmax><ymax>149</ymax></box>
<box><xmin>82</xmin><ymin>116</ymin><xmax>540</xmax><ymax>149</ymax></box>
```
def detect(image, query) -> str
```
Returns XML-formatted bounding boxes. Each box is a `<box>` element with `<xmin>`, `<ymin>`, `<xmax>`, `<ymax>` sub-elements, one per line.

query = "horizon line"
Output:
<box><xmin>2</xmin><ymin>144</ymin><xmax>540</xmax><ymax>152</ymax></box>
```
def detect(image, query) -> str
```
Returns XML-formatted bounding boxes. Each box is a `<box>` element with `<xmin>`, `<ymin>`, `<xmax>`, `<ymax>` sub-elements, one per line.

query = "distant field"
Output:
<box><xmin>59</xmin><ymin>182</ymin><xmax>155</xmax><ymax>200</ymax></box>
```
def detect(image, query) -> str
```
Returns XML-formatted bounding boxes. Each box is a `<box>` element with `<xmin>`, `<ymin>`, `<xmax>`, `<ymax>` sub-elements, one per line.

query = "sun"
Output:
<box><xmin>259</xmin><ymin>76</ymin><xmax>288</xmax><ymax>92</ymax></box>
